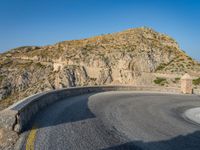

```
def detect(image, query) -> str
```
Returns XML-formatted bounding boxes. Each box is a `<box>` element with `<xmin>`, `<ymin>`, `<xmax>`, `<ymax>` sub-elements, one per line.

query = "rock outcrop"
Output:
<box><xmin>0</xmin><ymin>27</ymin><xmax>200</xmax><ymax>110</ymax></box>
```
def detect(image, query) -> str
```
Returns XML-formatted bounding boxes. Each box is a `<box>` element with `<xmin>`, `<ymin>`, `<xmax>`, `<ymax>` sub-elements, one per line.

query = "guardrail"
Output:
<box><xmin>0</xmin><ymin>86</ymin><xmax>181</xmax><ymax>133</ymax></box>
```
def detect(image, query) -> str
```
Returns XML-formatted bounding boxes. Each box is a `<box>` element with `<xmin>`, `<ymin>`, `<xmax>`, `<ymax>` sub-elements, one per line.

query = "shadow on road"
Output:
<box><xmin>24</xmin><ymin>93</ymin><xmax>96</xmax><ymax>132</ymax></box>
<box><xmin>102</xmin><ymin>131</ymin><xmax>200</xmax><ymax>150</ymax></box>
<box><xmin>24</xmin><ymin>92</ymin><xmax>200</xmax><ymax>150</ymax></box>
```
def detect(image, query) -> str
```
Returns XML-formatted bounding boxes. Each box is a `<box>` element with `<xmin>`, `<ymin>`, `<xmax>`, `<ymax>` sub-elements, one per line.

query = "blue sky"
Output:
<box><xmin>0</xmin><ymin>0</ymin><xmax>200</xmax><ymax>60</ymax></box>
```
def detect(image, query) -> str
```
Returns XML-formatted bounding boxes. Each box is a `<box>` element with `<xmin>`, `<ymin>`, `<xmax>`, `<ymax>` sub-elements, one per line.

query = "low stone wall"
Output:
<box><xmin>0</xmin><ymin>86</ymin><xmax>180</xmax><ymax>133</ymax></box>
<box><xmin>194</xmin><ymin>89</ymin><xmax>200</xmax><ymax>95</ymax></box>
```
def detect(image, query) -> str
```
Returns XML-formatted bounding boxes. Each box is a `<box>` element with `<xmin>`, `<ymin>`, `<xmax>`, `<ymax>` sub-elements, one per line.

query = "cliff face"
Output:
<box><xmin>0</xmin><ymin>27</ymin><xmax>200</xmax><ymax>109</ymax></box>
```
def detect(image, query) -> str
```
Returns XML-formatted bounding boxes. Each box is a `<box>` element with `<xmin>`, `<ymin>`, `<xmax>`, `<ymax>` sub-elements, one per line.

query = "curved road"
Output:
<box><xmin>19</xmin><ymin>91</ymin><xmax>200</xmax><ymax>150</ymax></box>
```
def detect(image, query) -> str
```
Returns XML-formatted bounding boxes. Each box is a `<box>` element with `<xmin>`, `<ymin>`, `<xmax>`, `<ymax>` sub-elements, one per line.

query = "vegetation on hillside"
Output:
<box><xmin>0</xmin><ymin>27</ymin><xmax>200</xmax><ymax>110</ymax></box>
<box><xmin>154</xmin><ymin>77</ymin><xmax>168</xmax><ymax>86</ymax></box>
<box><xmin>193</xmin><ymin>77</ymin><xmax>200</xmax><ymax>85</ymax></box>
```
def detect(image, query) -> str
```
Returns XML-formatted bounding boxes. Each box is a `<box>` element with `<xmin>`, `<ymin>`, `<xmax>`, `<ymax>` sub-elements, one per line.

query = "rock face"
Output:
<box><xmin>0</xmin><ymin>27</ymin><xmax>200</xmax><ymax>110</ymax></box>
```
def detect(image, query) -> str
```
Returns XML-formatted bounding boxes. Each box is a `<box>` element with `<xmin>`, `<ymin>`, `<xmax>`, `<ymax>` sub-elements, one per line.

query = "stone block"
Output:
<box><xmin>181</xmin><ymin>74</ymin><xmax>193</xmax><ymax>94</ymax></box>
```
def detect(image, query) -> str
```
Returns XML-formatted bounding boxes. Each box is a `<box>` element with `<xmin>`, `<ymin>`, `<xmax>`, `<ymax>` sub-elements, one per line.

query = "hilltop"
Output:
<box><xmin>0</xmin><ymin>27</ymin><xmax>200</xmax><ymax>110</ymax></box>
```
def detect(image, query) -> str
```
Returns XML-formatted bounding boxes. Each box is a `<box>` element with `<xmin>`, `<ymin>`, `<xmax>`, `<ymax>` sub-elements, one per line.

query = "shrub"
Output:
<box><xmin>154</xmin><ymin>77</ymin><xmax>168</xmax><ymax>86</ymax></box>
<box><xmin>155</xmin><ymin>63</ymin><xmax>167</xmax><ymax>71</ymax></box>
<box><xmin>188</xmin><ymin>57</ymin><xmax>192</xmax><ymax>60</ymax></box>
<box><xmin>193</xmin><ymin>78</ymin><xmax>200</xmax><ymax>85</ymax></box>
<box><xmin>175</xmin><ymin>77</ymin><xmax>180</xmax><ymax>81</ymax></box>
<box><xmin>172</xmin><ymin>77</ymin><xmax>180</xmax><ymax>84</ymax></box>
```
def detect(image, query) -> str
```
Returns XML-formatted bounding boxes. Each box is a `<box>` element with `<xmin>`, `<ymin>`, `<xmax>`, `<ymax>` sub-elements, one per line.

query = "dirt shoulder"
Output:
<box><xmin>0</xmin><ymin>128</ymin><xmax>18</xmax><ymax>150</ymax></box>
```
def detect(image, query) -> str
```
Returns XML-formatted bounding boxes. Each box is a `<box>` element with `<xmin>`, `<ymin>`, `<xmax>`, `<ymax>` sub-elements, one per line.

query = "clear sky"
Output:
<box><xmin>0</xmin><ymin>0</ymin><xmax>200</xmax><ymax>60</ymax></box>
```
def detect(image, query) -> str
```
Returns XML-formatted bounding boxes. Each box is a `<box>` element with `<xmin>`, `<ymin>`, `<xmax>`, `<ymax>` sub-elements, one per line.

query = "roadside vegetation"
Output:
<box><xmin>154</xmin><ymin>77</ymin><xmax>168</xmax><ymax>86</ymax></box>
<box><xmin>193</xmin><ymin>77</ymin><xmax>200</xmax><ymax>86</ymax></box>
<box><xmin>172</xmin><ymin>77</ymin><xmax>180</xmax><ymax>83</ymax></box>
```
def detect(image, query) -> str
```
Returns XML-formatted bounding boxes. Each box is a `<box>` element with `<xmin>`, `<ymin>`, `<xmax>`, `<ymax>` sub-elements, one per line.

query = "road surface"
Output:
<box><xmin>19</xmin><ymin>91</ymin><xmax>200</xmax><ymax>150</ymax></box>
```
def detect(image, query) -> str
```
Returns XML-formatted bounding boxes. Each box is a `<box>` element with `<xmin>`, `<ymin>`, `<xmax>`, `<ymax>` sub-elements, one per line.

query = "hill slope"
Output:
<box><xmin>0</xmin><ymin>27</ymin><xmax>200</xmax><ymax>110</ymax></box>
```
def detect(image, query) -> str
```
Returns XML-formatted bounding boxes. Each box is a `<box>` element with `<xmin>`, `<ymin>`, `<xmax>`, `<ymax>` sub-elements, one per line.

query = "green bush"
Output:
<box><xmin>175</xmin><ymin>77</ymin><xmax>180</xmax><ymax>81</ymax></box>
<box><xmin>193</xmin><ymin>78</ymin><xmax>200</xmax><ymax>85</ymax></box>
<box><xmin>154</xmin><ymin>77</ymin><xmax>168</xmax><ymax>86</ymax></box>
<box><xmin>172</xmin><ymin>77</ymin><xmax>180</xmax><ymax>83</ymax></box>
<box><xmin>155</xmin><ymin>63</ymin><xmax>167</xmax><ymax>71</ymax></box>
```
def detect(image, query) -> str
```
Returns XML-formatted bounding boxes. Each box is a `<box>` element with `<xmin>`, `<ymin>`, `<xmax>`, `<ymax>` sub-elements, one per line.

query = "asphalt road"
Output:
<box><xmin>19</xmin><ymin>91</ymin><xmax>200</xmax><ymax>150</ymax></box>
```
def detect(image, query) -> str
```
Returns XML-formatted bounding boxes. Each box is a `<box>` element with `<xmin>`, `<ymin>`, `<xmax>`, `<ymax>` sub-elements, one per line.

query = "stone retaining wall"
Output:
<box><xmin>194</xmin><ymin>89</ymin><xmax>200</xmax><ymax>95</ymax></box>
<box><xmin>0</xmin><ymin>86</ymin><xmax>180</xmax><ymax>133</ymax></box>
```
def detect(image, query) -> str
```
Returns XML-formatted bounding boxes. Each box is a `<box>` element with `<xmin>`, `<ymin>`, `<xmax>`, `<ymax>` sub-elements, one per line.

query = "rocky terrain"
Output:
<box><xmin>0</xmin><ymin>27</ymin><xmax>200</xmax><ymax>110</ymax></box>
<box><xmin>0</xmin><ymin>128</ymin><xmax>18</xmax><ymax>150</ymax></box>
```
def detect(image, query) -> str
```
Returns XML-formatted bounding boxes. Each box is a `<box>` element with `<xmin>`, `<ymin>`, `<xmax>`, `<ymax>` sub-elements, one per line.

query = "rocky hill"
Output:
<box><xmin>0</xmin><ymin>27</ymin><xmax>200</xmax><ymax>110</ymax></box>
